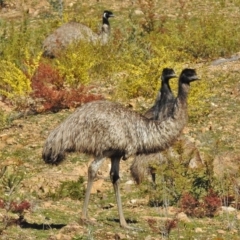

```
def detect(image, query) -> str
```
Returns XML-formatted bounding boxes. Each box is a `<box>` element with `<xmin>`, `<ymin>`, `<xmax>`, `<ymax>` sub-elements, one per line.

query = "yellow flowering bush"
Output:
<box><xmin>56</xmin><ymin>42</ymin><xmax>99</xmax><ymax>87</ymax></box>
<box><xmin>0</xmin><ymin>60</ymin><xmax>31</xmax><ymax>99</ymax></box>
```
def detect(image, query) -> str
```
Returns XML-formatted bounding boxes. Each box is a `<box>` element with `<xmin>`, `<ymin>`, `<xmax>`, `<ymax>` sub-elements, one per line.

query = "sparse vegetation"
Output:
<box><xmin>0</xmin><ymin>0</ymin><xmax>240</xmax><ymax>239</ymax></box>
<box><xmin>49</xmin><ymin>177</ymin><xmax>85</xmax><ymax>200</ymax></box>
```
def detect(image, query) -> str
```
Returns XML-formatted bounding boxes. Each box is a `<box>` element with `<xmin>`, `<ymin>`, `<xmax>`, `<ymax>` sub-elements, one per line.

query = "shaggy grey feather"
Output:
<box><xmin>43</xmin><ymin>100</ymin><xmax>183</xmax><ymax>164</ymax></box>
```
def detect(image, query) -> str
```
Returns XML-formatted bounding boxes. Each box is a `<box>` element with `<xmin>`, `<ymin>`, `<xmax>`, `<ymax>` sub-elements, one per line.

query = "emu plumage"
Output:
<box><xmin>42</xmin><ymin>68</ymin><xmax>199</xmax><ymax>228</ymax></box>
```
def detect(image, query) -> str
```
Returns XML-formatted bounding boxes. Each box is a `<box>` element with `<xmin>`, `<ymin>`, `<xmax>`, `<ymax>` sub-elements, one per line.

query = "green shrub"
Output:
<box><xmin>0</xmin><ymin>60</ymin><xmax>31</xmax><ymax>99</ymax></box>
<box><xmin>50</xmin><ymin>177</ymin><xmax>85</xmax><ymax>200</ymax></box>
<box><xmin>0</xmin><ymin>110</ymin><xmax>11</xmax><ymax>130</ymax></box>
<box><xmin>147</xmin><ymin>142</ymin><xmax>216</xmax><ymax>207</ymax></box>
<box><xmin>56</xmin><ymin>42</ymin><xmax>100</xmax><ymax>87</ymax></box>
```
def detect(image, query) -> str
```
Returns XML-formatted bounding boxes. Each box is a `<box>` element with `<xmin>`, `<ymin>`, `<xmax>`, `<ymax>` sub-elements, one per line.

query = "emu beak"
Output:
<box><xmin>190</xmin><ymin>76</ymin><xmax>200</xmax><ymax>82</ymax></box>
<box><xmin>169</xmin><ymin>73</ymin><xmax>177</xmax><ymax>78</ymax></box>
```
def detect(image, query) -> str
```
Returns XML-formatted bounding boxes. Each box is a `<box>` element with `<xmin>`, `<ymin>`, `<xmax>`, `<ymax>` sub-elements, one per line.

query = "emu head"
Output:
<box><xmin>180</xmin><ymin>68</ymin><xmax>200</xmax><ymax>84</ymax></box>
<box><xmin>103</xmin><ymin>10</ymin><xmax>114</xmax><ymax>19</ymax></box>
<box><xmin>161</xmin><ymin>68</ymin><xmax>177</xmax><ymax>82</ymax></box>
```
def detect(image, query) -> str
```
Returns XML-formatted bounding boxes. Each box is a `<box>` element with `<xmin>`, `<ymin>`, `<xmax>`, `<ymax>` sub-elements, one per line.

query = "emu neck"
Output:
<box><xmin>160</xmin><ymin>80</ymin><xmax>172</xmax><ymax>95</ymax></box>
<box><xmin>177</xmin><ymin>82</ymin><xmax>190</xmax><ymax>104</ymax></box>
<box><xmin>102</xmin><ymin>17</ymin><xmax>110</xmax><ymax>26</ymax></box>
<box><xmin>100</xmin><ymin>25</ymin><xmax>110</xmax><ymax>44</ymax></box>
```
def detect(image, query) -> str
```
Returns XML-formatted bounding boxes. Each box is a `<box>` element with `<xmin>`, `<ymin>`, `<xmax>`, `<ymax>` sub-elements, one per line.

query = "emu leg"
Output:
<box><xmin>110</xmin><ymin>156</ymin><xmax>128</xmax><ymax>228</ymax></box>
<box><xmin>81</xmin><ymin>157</ymin><xmax>105</xmax><ymax>222</ymax></box>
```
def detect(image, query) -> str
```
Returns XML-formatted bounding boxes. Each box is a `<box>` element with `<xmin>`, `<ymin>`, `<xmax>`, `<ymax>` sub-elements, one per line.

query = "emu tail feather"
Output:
<box><xmin>42</xmin><ymin>126</ymin><xmax>74</xmax><ymax>164</ymax></box>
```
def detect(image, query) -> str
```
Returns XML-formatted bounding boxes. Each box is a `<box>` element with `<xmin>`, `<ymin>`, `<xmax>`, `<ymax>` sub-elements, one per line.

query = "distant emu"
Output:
<box><xmin>42</xmin><ymin>68</ymin><xmax>199</xmax><ymax>229</ymax></box>
<box><xmin>42</xmin><ymin>10</ymin><xmax>114</xmax><ymax>58</ymax></box>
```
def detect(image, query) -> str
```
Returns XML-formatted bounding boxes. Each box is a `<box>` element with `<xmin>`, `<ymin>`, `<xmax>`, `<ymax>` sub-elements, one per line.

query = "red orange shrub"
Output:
<box><xmin>31</xmin><ymin>63</ymin><xmax>104</xmax><ymax>112</ymax></box>
<box><xmin>0</xmin><ymin>199</ymin><xmax>5</xmax><ymax>208</ymax></box>
<box><xmin>180</xmin><ymin>192</ymin><xmax>200</xmax><ymax>217</ymax></box>
<box><xmin>180</xmin><ymin>190</ymin><xmax>221</xmax><ymax>218</ymax></box>
<box><xmin>10</xmin><ymin>200</ymin><xmax>31</xmax><ymax>214</ymax></box>
<box><xmin>203</xmin><ymin>190</ymin><xmax>222</xmax><ymax>217</ymax></box>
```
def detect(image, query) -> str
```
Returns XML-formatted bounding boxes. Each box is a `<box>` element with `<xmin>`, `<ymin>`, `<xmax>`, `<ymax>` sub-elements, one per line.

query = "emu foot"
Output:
<box><xmin>120</xmin><ymin>220</ymin><xmax>142</xmax><ymax>231</ymax></box>
<box><xmin>121</xmin><ymin>224</ymin><xmax>143</xmax><ymax>231</ymax></box>
<box><xmin>79</xmin><ymin>217</ymin><xmax>99</xmax><ymax>226</ymax></box>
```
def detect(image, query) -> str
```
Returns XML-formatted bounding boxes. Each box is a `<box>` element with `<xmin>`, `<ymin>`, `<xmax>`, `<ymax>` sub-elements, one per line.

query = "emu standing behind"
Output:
<box><xmin>131</xmin><ymin>68</ymin><xmax>177</xmax><ymax>184</ymax></box>
<box><xmin>42</xmin><ymin>68</ymin><xmax>199</xmax><ymax>228</ymax></box>
<box><xmin>42</xmin><ymin>10</ymin><xmax>114</xmax><ymax>58</ymax></box>
<box><xmin>144</xmin><ymin>68</ymin><xmax>176</xmax><ymax>121</ymax></box>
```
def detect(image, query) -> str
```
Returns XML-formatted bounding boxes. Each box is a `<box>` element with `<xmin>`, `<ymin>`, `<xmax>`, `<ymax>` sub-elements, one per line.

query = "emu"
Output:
<box><xmin>42</xmin><ymin>10</ymin><xmax>114</xmax><ymax>58</ymax></box>
<box><xmin>42</xmin><ymin>68</ymin><xmax>199</xmax><ymax>228</ymax></box>
<box><xmin>144</xmin><ymin>68</ymin><xmax>176</xmax><ymax>121</ymax></box>
<box><xmin>131</xmin><ymin>69</ymin><xmax>200</xmax><ymax>185</ymax></box>
<box><xmin>131</xmin><ymin>68</ymin><xmax>177</xmax><ymax>184</ymax></box>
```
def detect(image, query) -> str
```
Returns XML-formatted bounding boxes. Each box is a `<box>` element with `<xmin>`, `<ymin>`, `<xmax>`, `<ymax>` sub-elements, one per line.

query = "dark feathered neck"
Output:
<box><xmin>102</xmin><ymin>16</ymin><xmax>110</xmax><ymax>25</ymax></box>
<box><xmin>177</xmin><ymin>82</ymin><xmax>190</xmax><ymax>103</ymax></box>
<box><xmin>160</xmin><ymin>80</ymin><xmax>172</xmax><ymax>95</ymax></box>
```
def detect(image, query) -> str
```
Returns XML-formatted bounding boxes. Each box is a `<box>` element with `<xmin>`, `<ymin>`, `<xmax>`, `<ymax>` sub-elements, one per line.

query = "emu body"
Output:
<box><xmin>43</xmin><ymin>100</ymin><xmax>182</xmax><ymax>164</ymax></box>
<box><xmin>43</xmin><ymin>10</ymin><xmax>114</xmax><ymax>58</ymax></box>
<box><xmin>42</xmin><ymin>68</ymin><xmax>199</xmax><ymax>228</ymax></box>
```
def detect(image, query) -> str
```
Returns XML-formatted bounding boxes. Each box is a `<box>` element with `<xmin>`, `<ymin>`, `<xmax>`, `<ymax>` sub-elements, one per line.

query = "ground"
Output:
<box><xmin>0</xmin><ymin>0</ymin><xmax>240</xmax><ymax>239</ymax></box>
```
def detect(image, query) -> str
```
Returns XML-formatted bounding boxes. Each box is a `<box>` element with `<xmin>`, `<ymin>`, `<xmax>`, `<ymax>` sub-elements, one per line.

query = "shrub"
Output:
<box><xmin>180</xmin><ymin>190</ymin><xmax>221</xmax><ymax>218</ymax></box>
<box><xmin>0</xmin><ymin>109</ymin><xmax>11</xmax><ymax>130</ymax></box>
<box><xmin>31</xmin><ymin>62</ymin><xmax>104</xmax><ymax>112</ymax></box>
<box><xmin>10</xmin><ymin>200</ymin><xmax>31</xmax><ymax>215</ymax></box>
<box><xmin>50</xmin><ymin>177</ymin><xmax>85</xmax><ymax>200</ymax></box>
<box><xmin>0</xmin><ymin>60</ymin><xmax>31</xmax><ymax>99</ymax></box>
<box><xmin>203</xmin><ymin>189</ymin><xmax>222</xmax><ymax>217</ymax></box>
<box><xmin>55</xmin><ymin>42</ymin><xmax>99</xmax><ymax>87</ymax></box>
<box><xmin>146</xmin><ymin>140</ymin><xmax>217</xmax><ymax>208</ymax></box>
<box><xmin>180</xmin><ymin>193</ymin><xmax>199</xmax><ymax>217</ymax></box>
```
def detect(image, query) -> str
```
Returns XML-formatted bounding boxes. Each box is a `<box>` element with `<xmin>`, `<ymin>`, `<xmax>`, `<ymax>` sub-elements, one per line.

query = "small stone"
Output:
<box><xmin>125</xmin><ymin>180</ymin><xmax>134</xmax><ymax>185</ymax></box>
<box><xmin>6</xmin><ymin>138</ymin><xmax>16</xmax><ymax>145</ymax></box>
<box><xmin>195</xmin><ymin>227</ymin><xmax>204</xmax><ymax>233</ymax></box>
<box><xmin>221</xmin><ymin>206</ymin><xmax>236</xmax><ymax>213</ymax></box>
<box><xmin>130</xmin><ymin>199</ymin><xmax>137</xmax><ymax>204</ymax></box>
<box><xmin>115</xmin><ymin>233</ymin><xmax>126</xmax><ymax>239</ymax></box>
<box><xmin>109</xmin><ymin>203</ymin><xmax>115</xmax><ymax>207</ymax></box>
<box><xmin>177</xmin><ymin>212</ymin><xmax>190</xmax><ymax>223</ymax></box>
<box><xmin>134</xmin><ymin>10</ymin><xmax>144</xmax><ymax>15</ymax></box>
<box><xmin>145</xmin><ymin>235</ymin><xmax>152</xmax><ymax>240</ymax></box>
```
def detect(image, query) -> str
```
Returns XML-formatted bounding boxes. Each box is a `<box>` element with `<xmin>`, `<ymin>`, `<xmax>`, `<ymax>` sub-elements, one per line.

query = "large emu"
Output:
<box><xmin>42</xmin><ymin>68</ymin><xmax>199</xmax><ymax>228</ymax></box>
<box><xmin>131</xmin><ymin>68</ymin><xmax>177</xmax><ymax>184</ymax></box>
<box><xmin>42</xmin><ymin>10</ymin><xmax>114</xmax><ymax>58</ymax></box>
